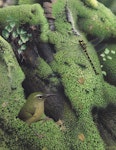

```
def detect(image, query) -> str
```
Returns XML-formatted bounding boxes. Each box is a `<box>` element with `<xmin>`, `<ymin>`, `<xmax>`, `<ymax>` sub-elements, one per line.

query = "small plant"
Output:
<box><xmin>100</xmin><ymin>48</ymin><xmax>115</xmax><ymax>76</ymax></box>
<box><xmin>2</xmin><ymin>22</ymin><xmax>16</xmax><ymax>39</ymax></box>
<box><xmin>100</xmin><ymin>65</ymin><xmax>106</xmax><ymax>76</ymax></box>
<box><xmin>2</xmin><ymin>21</ymin><xmax>32</xmax><ymax>55</ymax></box>
<box><xmin>100</xmin><ymin>48</ymin><xmax>115</xmax><ymax>61</ymax></box>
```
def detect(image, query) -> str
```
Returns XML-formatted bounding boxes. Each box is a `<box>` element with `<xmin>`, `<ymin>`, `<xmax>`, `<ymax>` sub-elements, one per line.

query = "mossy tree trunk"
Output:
<box><xmin>0</xmin><ymin>0</ymin><xmax>116</xmax><ymax>150</ymax></box>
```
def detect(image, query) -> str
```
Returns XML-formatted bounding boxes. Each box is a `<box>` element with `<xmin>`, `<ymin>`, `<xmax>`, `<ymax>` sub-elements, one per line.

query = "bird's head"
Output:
<box><xmin>33</xmin><ymin>92</ymin><xmax>56</xmax><ymax>102</ymax></box>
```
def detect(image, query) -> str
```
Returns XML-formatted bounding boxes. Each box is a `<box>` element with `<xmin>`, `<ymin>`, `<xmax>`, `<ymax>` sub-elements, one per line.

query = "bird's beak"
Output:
<box><xmin>44</xmin><ymin>93</ymin><xmax>56</xmax><ymax>98</ymax></box>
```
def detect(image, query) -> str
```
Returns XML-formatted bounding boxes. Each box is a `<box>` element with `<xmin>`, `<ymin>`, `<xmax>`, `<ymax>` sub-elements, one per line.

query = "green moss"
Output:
<box><xmin>36</xmin><ymin>58</ymin><xmax>53</xmax><ymax>79</ymax></box>
<box><xmin>0</xmin><ymin>37</ymin><xmax>68</xmax><ymax>150</ymax></box>
<box><xmin>18</xmin><ymin>0</ymin><xmax>36</xmax><ymax>4</ymax></box>
<box><xmin>82</xmin><ymin>0</ymin><xmax>98</xmax><ymax>8</ymax></box>
<box><xmin>52</xmin><ymin>0</ymin><xmax>74</xmax><ymax>35</ymax></box>
<box><xmin>68</xmin><ymin>0</ymin><xmax>116</xmax><ymax>39</ymax></box>
<box><xmin>0</xmin><ymin>1</ymin><xmax>116</xmax><ymax>149</ymax></box>
<box><xmin>48</xmin><ymin>3</ymin><xmax>116</xmax><ymax>148</ymax></box>
<box><xmin>0</xmin><ymin>36</ymin><xmax>24</xmax><ymax>89</ymax></box>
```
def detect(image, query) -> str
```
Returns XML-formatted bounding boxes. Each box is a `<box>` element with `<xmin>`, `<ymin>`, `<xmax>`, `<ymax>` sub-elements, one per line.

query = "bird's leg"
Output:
<box><xmin>29</xmin><ymin>126</ymin><xmax>44</xmax><ymax>139</ymax></box>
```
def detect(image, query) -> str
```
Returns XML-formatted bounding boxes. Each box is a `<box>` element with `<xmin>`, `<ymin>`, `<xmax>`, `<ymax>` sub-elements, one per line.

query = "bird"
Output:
<box><xmin>18</xmin><ymin>92</ymin><xmax>55</xmax><ymax>126</ymax></box>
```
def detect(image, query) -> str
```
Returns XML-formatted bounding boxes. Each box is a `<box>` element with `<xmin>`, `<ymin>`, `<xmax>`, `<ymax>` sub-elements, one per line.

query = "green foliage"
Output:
<box><xmin>2</xmin><ymin>20</ymin><xmax>32</xmax><ymax>54</ymax></box>
<box><xmin>100</xmin><ymin>48</ymin><xmax>115</xmax><ymax>76</ymax></box>
<box><xmin>100</xmin><ymin>48</ymin><xmax>115</xmax><ymax>61</ymax></box>
<box><xmin>2</xmin><ymin>21</ymin><xmax>16</xmax><ymax>39</ymax></box>
<box><xmin>98</xmin><ymin>44</ymin><xmax>116</xmax><ymax>85</ymax></box>
<box><xmin>2</xmin><ymin>30</ymin><xmax>10</xmax><ymax>39</ymax></box>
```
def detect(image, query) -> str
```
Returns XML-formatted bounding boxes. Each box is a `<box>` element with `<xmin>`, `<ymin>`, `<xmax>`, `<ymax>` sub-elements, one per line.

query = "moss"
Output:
<box><xmin>0</xmin><ymin>37</ymin><xmax>68</xmax><ymax>150</ymax></box>
<box><xmin>82</xmin><ymin>0</ymin><xmax>98</xmax><ymax>8</ymax></box>
<box><xmin>18</xmin><ymin>0</ymin><xmax>36</xmax><ymax>5</ymax></box>
<box><xmin>0</xmin><ymin>36</ymin><xmax>24</xmax><ymax>90</ymax></box>
<box><xmin>52</xmin><ymin>0</ymin><xmax>74</xmax><ymax>35</ymax></box>
<box><xmin>36</xmin><ymin>58</ymin><xmax>53</xmax><ymax>79</ymax></box>
<box><xmin>68</xmin><ymin>0</ymin><xmax>116</xmax><ymax>39</ymax></box>
<box><xmin>49</xmin><ymin>77</ymin><xmax>60</xmax><ymax>86</ymax></box>
<box><xmin>48</xmin><ymin>2</ymin><xmax>116</xmax><ymax>149</ymax></box>
<box><xmin>0</xmin><ymin>1</ymin><xmax>116</xmax><ymax>149</ymax></box>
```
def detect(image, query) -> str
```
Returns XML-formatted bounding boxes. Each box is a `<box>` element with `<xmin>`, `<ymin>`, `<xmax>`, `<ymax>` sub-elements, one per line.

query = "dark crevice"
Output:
<box><xmin>92</xmin><ymin>104</ymin><xmax>116</xmax><ymax>146</ymax></box>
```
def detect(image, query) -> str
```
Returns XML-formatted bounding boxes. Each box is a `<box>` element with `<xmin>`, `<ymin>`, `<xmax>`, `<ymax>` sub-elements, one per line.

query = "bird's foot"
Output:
<box><xmin>56</xmin><ymin>119</ymin><xmax>67</xmax><ymax>132</ymax></box>
<box><xmin>40</xmin><ymin>117</ymin><xmax>53</xmax><ymax>124</ymax></box>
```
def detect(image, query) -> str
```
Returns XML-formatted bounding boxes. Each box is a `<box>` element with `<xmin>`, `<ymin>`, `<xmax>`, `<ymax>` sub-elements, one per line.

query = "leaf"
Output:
<box><xmin>17</xmin><ymin>49</ymin><xmax>22</xmax><ymax>54</ymax></box>
<box><xmin>107</xmin><ymin>56</ymin><xmax>112</xmax><ymax>60</ymax></box>
<box><xmin>18</xmin><ymin>39</ymin><xmax>23</xmax><ymax>45</ymax></box>
<box><xmin>103</xmin><ymin>58</ymin><xmax>106</xmax><ymax>61</ymax></box>
<box><xmin>111</xmin><ymin>50</ymin><xmax>115</xmax><ymax>54</ymax></box>
<box><xmin>100</xmin><ymin>53</ymin><xmax>105</xmax><ymax>57</ymax></box>
<box><xmin>102</xmin><ymin>71</ymin><xmax>107</xmax><ymax>76</ymax></box>
<box><xmin>104</xmin><ymin>48</ymin><xmax>110</xmax><ymax>54</ymax></box>
<box><xmin>5</xmin><ymin>25</ymin><xmax>13</xmax><ymax>33</ymax></box>
<box><xmin>2</xmin><ymin>30</ymin><xmax>10</xmax><ymax>39</ymax></box>
<box><xmin>12</xmin><ymin>31</ymin><xmax>18</xmax><ymax>39</ymax></box>
<box><xmin>16</xmin><ymin>28</ymin><xmax>21</xmax><ymax>34</ymax></box>
<box><xmin>27</xmin><ymin>33</ymin><xmax>32</xmax><ymax>37</ymax></box>
<box><xmin>20</xmin><ymin>44</ymin><xmax>26</xmax><ymax>51</ymax></box>
<box><xmin>9</xmin><ymin>22</ymin><xmax>16</xmax><ymax>28</ymax></box>
<box><xmin>78</xmin><ymin>133</ymin><xmax>85</xmax><ymax>141</ymax></box>
<box><xmin>20</xmin><ymin>29</ymin><xmax>27</xmax><ymax>35</ymax></box>
<box><xmin>20</xmin><ymin>34</ymin><xmax>29</xmax><ymax>43</ymax></box>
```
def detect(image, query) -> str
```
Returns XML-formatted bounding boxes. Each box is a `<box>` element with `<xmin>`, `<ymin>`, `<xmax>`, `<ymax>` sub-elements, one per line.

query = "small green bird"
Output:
<box><xmin>18</xmin><ymin>92</ymin><xmax>55</xmax><ymax>126</ymax></box>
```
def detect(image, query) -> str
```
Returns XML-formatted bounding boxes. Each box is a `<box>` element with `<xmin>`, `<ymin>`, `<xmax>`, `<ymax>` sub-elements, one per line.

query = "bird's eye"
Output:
<box><xmin>39</xmin><ymin>96</ymin><xmax>42</xmax><ymax>99</ymax></box>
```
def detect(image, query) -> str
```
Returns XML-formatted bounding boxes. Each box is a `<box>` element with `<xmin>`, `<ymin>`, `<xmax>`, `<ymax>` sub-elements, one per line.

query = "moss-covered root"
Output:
<box><xmin>0</xmin><ymin>36</ymin><xmax>67</xmax><ymax>150</ymax></box>
<box><xmin>79</xmin><ymin>1</ymin><xmax>116</xmax><ymax>38</ymax></box>
<box><xmin>0</xmin><ymin>4</ymin><xmax>49</xmax><ymax>42</ymax></box>
<box><xmin>82</xmin><ymin>0</ymin><xmax>98</xmax><ymax>8</ymax></box>
<box><xmin>76</xmin><ymin>110</ymin><xmax>105</xmax><ymax>150</ymax></box>
<box><xmin>68</xmin><ymin>0</ymin><xmax>116</xmax><ymax>39</ymax></box>
<box><xmin>0</xmin><ymin>36</ymin><xmax>24</xmax><ymax>89</ymax></box>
